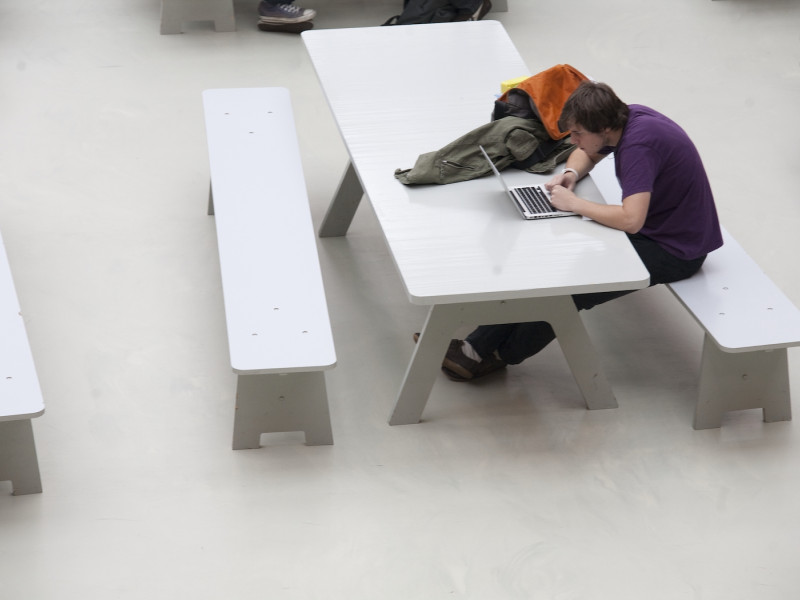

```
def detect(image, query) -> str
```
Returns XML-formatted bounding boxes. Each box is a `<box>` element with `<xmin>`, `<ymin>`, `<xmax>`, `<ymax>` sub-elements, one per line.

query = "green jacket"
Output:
<box><xmin>394</xmin><ymin>116</ymin><xmax>575</xmax><ymax>185</ymax></box>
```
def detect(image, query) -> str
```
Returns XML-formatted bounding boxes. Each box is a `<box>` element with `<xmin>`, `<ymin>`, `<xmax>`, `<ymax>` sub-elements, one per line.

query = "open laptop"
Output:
<box><xmin>479</xmin><ymin>145</ymin><xmax>576</xmax><ymax>220</ymax></box>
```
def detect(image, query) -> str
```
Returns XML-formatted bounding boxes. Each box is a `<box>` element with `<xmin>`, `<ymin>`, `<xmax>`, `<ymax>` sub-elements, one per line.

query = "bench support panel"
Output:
<box><xmin>389</xmin><ymin>296</ymin><xmax>617</xmax><ymax>426</ymax></box>
<box><xmin>694</xmin><ymin>335</ymin><xmax>793</xmax><ymax>430</ymax></box>
<box><xmin>233</xmin><ymin>371</ymin><xmax>333</xmax><ymax>449</ymax></box>
<box><xmin>318</xmin><ymin>161</ymin><xmax>363</xmax><ymax>238</ymax></box>
<box><xmin>161</xmin><ymin>0</ymin><xmax>236</xmax><ymax>34</ymax></box>
<box><xmin>0</xmin><ymin>419</ymin><xmax>42</xmax><ymax>495</ymax></box>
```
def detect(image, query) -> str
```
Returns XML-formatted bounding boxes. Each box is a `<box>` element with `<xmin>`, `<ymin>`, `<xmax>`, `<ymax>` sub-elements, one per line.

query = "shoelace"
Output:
<box><xmin>276</xmin><ymin>3</ymin><xmax>301</xmax><ymax>14</ymax></box>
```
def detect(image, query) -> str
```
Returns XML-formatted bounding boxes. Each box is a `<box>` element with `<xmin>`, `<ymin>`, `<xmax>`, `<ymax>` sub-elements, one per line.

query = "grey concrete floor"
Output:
<box><xmin>1</xmin><ymin>0</ymin><xmax>799</xmax><ymax>598</ymax></box>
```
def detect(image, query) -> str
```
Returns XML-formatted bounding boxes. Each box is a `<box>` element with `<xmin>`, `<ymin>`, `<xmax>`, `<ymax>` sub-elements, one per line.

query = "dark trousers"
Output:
<box><xmin>466</xmin><ymin>233</ymin><xmax>707</xmax><ymax>365</ymax></box>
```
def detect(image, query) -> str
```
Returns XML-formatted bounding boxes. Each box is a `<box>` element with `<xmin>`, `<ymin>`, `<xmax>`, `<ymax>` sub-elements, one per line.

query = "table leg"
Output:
<box><xmin>545</xmin><ymin>298</ymin><xmax>618</xmax><ymax>410</ymax></box>
<box><xmin>318</xmin><ymin>161</ymin><xmax>363</xmax><ymax>238</ymax></box>
<box><xmin>388</xmin><ymin>296</ymin><xmax>617</xmax><ymax>425</ymax></box>
<box><xmin>389</xmin><ymin>305</ymin><xmax>460</xmax><ymax>426</ymax></box>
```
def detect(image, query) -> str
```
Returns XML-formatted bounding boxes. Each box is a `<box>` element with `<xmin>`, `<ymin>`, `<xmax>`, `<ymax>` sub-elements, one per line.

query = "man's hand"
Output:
<box><xmin>548</xmin><ymin>184</ymin><xmax>581</xmax><ymax>213</ymax></box>
<box><xmin>545</xmin><ymin>170</ymin><xmax>578</xmax><ymax>192</ymax></box>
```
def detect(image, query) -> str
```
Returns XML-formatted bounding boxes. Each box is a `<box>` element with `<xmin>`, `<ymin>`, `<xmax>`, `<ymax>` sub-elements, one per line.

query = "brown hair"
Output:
<box><xmin>558</xmin><ymin>81</ymin><xmax>629</xmax><ymax>134</ymax></box>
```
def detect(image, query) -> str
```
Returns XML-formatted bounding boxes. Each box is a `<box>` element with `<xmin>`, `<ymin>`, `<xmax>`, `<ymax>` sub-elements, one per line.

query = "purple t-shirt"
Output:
<box><xmin>614</xmin><ymin>105</ymin><xmax>722</xmax><ymax>260</ymax></box>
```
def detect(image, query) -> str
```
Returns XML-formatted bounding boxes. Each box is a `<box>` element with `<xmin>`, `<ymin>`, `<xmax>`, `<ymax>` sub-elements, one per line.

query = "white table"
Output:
<box><xmin>302</xmin><ymin>21</ymin><xmax>650</xmax><ymax>425</ymax></box>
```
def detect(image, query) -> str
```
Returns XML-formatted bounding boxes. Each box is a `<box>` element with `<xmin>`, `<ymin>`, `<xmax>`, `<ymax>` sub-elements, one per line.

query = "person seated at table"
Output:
<box><xmin>439</xmin><ymin>80</ymin><xmax>724</xmax><ymax>381</ymax></box>
<box><xmin>258</xmin><ymin>0</ymin><xmax>315</xmax><ymax>25</ymax></box>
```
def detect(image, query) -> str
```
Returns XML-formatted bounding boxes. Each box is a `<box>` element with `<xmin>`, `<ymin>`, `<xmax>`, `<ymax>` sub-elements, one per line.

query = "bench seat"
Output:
<box><xmin>0</xmin><ymin>232</ymin><xmax>44</xmax><ymax>495</ymax></box>
<box><xmin>203</xmin><ymin>87</ymin><xmax>336</xmax><ymax>448</ymax></box>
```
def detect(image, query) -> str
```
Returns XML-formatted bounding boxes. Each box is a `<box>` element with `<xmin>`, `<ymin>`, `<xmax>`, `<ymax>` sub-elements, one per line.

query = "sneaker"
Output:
<box><xmin>258</xmin><ymin>1</ymin><xmax>316</xmax><ymax>24</ymax></box>
<box><xmin>413</xmin><ymin>333</ymin><xmax>506</xmax><ymax>381</ymax></box>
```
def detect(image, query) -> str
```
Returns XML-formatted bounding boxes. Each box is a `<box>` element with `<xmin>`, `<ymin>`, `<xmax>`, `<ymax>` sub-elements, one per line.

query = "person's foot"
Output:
<box><xmin>443</xmin><ymin>339</ymin><xmax>506</xmax><ymax>380</ymax></box>
<box><xmin>413</xmin><ymin>333</ymin><xmax>506</xmax><ymax>381</ymax></box>
<box><xmin>258</xmin><ymin>1</ymin><xmax>316</xmax><ymax>24</ymax></box>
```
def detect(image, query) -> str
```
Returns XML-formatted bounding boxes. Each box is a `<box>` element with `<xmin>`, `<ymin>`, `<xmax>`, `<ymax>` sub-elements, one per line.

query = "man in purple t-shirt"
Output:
<box><xmin>437</xmin><ymin>81</ymin><xmax>723</xmax><ymax>381</ymax></box>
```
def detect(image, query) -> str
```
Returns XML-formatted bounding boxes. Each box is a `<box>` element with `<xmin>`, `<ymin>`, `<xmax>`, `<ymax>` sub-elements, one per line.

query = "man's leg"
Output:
<box><xmin>467</xmin><ymin>322</ymin><xmax>556</xmax><ymax>365</ymax></box>
<box><xmin>446</xmin><ymin>235</ymin><xmax>706</xmax><ymax>380</ymax></box>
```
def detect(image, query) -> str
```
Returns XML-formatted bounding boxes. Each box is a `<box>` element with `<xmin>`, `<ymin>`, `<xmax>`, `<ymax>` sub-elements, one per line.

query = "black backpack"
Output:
<box><xmin>382</xmin><ymin>0</ymin><xmax>490</xmax><ymax>25</ymax></box>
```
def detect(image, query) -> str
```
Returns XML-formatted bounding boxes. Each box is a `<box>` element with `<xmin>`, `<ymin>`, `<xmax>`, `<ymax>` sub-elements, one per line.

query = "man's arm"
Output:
<box><xmin>546</xmin><ymin>148</ymin><xmax>604</xmax><ymax>191</ymax></box>
<box><xmin>549</xmin><ymin>188</ymin><xmax>650</xmax><ymax>234</ymax></box>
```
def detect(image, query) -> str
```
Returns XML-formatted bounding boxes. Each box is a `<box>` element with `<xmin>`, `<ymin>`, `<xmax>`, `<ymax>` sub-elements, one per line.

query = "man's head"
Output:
<box><xmin>558</xmin><ymin>81</ymin><xmax>629</xmax><ymax>135</ymax></box>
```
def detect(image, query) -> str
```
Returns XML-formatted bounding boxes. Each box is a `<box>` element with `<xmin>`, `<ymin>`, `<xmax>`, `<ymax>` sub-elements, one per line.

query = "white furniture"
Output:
<box><xmin>161</xmin><ymin>0</ymin><xmax>235</xmax><ymax>34</ymax></box>
<box><xmin>0</xmin><ymin>232</ymin><xmax>44</xmax><ymax>495</ymax></box>
<box><xmin>203</xmin><ymin>87</ymin><xmax>336</xmax><ymax>448</ymax></box>
<box><xmin>591</xmin><ymin>157</ymin><xmax>800</xmax><ymax>429</ymax></box>
<box><xmin>302</xmin><ymin>21</ymin><xmax>650</xmax><ymax>426</ymax></box>
<box><xmin>670</xmin><ymin>230</ymin><xmax>799</xmax><ymax>429</ymax></box>
<box><xmin>159</xmin><ymin>0</ymin><xmax>507</xmax><ymax>35</ymax></box>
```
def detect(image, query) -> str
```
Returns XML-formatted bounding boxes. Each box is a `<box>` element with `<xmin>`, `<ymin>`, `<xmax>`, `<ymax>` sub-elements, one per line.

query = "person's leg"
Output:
<box><xmin>449</xmin><ymin>234</ymin><xmax>706</xmax><ymax>379</ymax></box>
<box><xmin>626</xmin><ymin>233</ymin><xmax>706</xmax><ymax>285</ymax></box>
<box><xmin>467</xmin><ymin>322</ymin><xmax>556</xmax><ymax>365</ymax></box>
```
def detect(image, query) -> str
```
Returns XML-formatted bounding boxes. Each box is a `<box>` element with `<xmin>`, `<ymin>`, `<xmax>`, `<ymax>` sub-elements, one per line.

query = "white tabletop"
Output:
<box><xmin>303</xmin><ymin>22</ymin><xmax>649</xmax><ymax>305</ymax></box>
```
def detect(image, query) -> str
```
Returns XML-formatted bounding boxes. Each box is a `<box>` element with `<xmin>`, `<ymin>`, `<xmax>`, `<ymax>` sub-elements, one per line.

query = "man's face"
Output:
<box><xmin>568</xmin><ymin>125</ymin><xmax>609</xmax><ymax>155</ymax></box>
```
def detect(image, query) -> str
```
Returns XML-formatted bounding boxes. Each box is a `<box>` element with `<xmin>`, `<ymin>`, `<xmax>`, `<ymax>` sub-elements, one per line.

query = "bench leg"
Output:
<box><xmin>693</xmin><ymin>335</ymin><xmax>793</xmax><ymax>430</ymax></box>
<box><xmin>232</xmin><ymin>371</ymin><xmax>333</xmax><ymax>449</ymax></box>
<box><xmin>160</xmin><ymin>0</ymin><xmax>236</xmax><ymax>34</ymax></box>
<box><xmin>318</xmin><ymin>161</ymin><xmax>363</xmax><ymax>238</ymax></box>
<box><xmin>389</xmin><ymin>296</ymin><xmax>616</xmax><ymax>425</ymax></box>
<box><xmin>0</xmin><ymin>419</ymin><xmax>43</xmax><ymax>495</ymax></box>
<box><xmin>208</xmin><ymin>181</ymin><xmax>215</xmax><ymax>216</ymax></box>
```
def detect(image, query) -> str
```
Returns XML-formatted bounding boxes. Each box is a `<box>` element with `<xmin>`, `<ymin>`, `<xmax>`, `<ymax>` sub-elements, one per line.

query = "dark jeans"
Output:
<box><xmin>466</xmin><ymin>233</ymin><xmax>707</xmax><ymax>365</ymax></box>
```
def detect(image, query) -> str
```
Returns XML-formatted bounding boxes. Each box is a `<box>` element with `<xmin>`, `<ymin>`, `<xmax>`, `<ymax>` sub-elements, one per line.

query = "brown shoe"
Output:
<box><xmin>412</xmin><ymin>333</ymin><xmax>506</xmax><ymax>381</ymax></box>
<box><xmin>443</xmin><ymin>339</ymin><xmax>506</xmax><ymax>380</ymax></box>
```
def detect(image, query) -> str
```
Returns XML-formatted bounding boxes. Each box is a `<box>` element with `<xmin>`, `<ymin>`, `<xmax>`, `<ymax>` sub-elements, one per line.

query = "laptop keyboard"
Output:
<box><xmin>512</xmin><ymin>186</ymin><xmax>556</xmax><ymax>214</ymax></box>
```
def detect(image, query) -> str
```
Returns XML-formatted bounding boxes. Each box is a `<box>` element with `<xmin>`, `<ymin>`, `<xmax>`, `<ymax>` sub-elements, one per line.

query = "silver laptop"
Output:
<box><xmin>479</xmin><ymin>145</ymin><xmax>576</xmax><ymax>220</ymax></box>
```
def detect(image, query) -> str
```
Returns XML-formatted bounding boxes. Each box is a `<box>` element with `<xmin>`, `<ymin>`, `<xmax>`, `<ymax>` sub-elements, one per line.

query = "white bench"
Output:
<box><xmin>590</xmin><ymin>157</ymin><xmax>800</xmax><ymax>429</ymax></box>
<box><xmin>669</xmin><ymin>228</ymin><xmax>800</xmax><ymax>429</ymax></box>
<box><xmin>0</xmin><ymin>232</ymin><xmax>44</xmax><ymax>495</ymax></box>
<box><xmin>160</xmin><ymin>0</ymin><xmax>507</xmax><ymax>34</ymax></box>
<box><xmin>203</xmin><ymin>87</ymin><xmax>336</xmax><ymax>449</ymax></box>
